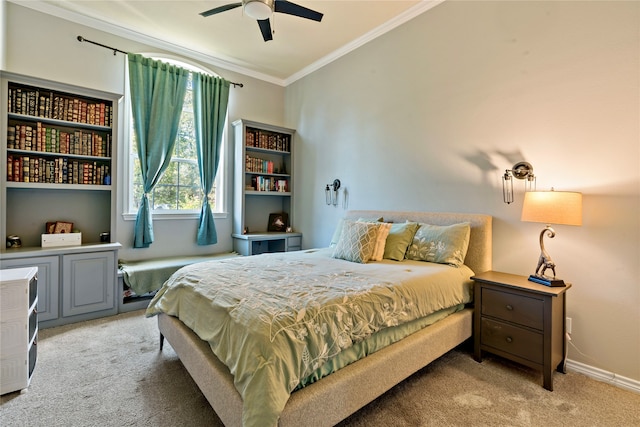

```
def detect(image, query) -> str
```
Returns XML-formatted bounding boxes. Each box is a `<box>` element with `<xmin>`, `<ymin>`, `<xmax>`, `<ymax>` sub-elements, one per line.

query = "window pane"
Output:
<box><xmin>180</xmin><ymin>161</ymin><xmax>199</xmax><ymax>187</ymax></box>
<box><xmin>160</xmin><ymin>161</ymin><xmax>178</xmax><ymax>185</ymax></box>
<box><xmin>153</xmin><ymin>184</ymin><xmax>178</xmax><ymax>210</ymax></box>
<box><xmin>178</xmin><ymin>185</ymin><xmax>202</xmax><ymax>210</ymax></box>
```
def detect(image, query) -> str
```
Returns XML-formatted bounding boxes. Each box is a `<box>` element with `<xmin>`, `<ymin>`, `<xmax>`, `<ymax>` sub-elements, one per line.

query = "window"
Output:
<box><xmin>124</xmin><ymin>56</ymin><xmax>227</xmax><ymax>219</ymax></box>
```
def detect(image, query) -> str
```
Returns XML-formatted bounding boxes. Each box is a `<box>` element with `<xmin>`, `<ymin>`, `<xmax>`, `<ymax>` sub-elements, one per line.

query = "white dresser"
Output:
<box><xmin>1</xmin><ymin>266</ymin><xmax>38</xmax><ymax>395</ymax></box>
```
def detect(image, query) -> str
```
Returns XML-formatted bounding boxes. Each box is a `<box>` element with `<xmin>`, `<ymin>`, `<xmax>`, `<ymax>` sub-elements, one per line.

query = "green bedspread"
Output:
<box><xmin>146</xmin><ymin>248</ymin><xmax>473</xmax><ymax>427</ymax></box>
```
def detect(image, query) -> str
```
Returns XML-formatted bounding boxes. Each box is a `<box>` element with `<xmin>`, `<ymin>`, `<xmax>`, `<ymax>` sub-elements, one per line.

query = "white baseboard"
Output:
<box><xmin>566</xmin><ymin>359</ymin><xmax>640</xmax><ymax>394</ymax></box>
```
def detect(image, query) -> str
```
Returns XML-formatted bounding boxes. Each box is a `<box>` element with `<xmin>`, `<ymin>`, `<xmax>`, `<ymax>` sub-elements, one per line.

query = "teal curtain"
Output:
<box><xmin>128</xmin><ymin>53</ymin><xmax>189</xmax><ymax>248</ymax></box>
<box><xmin>193</xmin><ymin>73</ymin><xmax>230</xmax><ymax>245</ymax></box>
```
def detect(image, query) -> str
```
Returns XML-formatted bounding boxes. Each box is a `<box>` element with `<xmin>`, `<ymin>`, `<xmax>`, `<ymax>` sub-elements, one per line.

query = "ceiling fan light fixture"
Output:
<box><xmin>244</xmin><ymin>0</ymin><xmax>273</xmax><ymax>20</ymax></box>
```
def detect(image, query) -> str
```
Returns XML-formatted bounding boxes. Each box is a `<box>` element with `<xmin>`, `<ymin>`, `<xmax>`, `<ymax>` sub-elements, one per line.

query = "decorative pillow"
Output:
<box><xmin>332</xmin><ymin>221</ymin><xmax>380</xmax><ymax>263</ymax></box>
<box><xmin>330</xmin><ymin>217</ymin><xmax>383</xmax><ymax>247</ymax></box>
<box><xmin>363</xmin><ymin>221</ymin><xmax>392</xmax><ymax>262</ymax></box>
<box><xmin>382</xmin><ymin>222</ymin><xmax>419</xmax><ymax>261</ymax></box>
<box><xmin>405</xmin><ymin>222</ymin><xmax>471</xmax><ymax>267</ymax></box>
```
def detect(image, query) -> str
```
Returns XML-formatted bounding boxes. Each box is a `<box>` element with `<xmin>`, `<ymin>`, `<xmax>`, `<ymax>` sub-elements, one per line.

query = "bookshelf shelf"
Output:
<box><xmin>4</xmin><ymin>181</ymin><xmax>113</xmax><ymax>191</ymax></box>
<box><xmin>7</xmin><ymin>148</ymin><xmax>111</xmax><ymax>161</ymax></box>
<box><xmin>8</xmin><ymin>112</ymin><xmax>112</xmax><ymax>132</ymax></box>
<box><xmin>232</xmin><ymin>119</ymin><xmax>299</xmax><ymax>255</ymax></box>
<box><xmin>244</xmin><ymin>191</ymin><xmax>292</xmax><ymax>196</ymax></box>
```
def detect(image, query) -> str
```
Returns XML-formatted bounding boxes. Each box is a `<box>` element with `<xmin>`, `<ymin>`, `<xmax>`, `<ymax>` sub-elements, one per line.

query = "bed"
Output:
<box><xmin>147</xmin><ymin>210</ymin><xmax>492</xmax><ymax>426</ymax></box>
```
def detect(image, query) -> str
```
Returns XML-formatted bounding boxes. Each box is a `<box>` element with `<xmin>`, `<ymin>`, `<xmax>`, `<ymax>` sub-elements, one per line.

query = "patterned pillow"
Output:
<box><xmin>332</xmin><ymin>220</ymin><xmax>379</xmax><ymax>263</ymax></box>
<box><xmin>383</xmin><ymin>222</ymin><xmax>419</xmax><ymax>261</ymax></box>
<box><xmin>406</xmin><ymin>222</ymin><xmax>471</xmax><ymax>267</ymax></box>
<box><xmin>330</xmin><ymin>217</ymin><xmax>383</xmax><ymax>247</ymax></box>
<box><xmin>364</xmin><ymin>222</ymin><xmax>392</xmax><ymax>262</ymax></box>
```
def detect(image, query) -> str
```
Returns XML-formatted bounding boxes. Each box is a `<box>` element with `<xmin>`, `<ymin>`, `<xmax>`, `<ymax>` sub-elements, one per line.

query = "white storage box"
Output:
<box><xmin>41</xmin><ymin>232</ymin><xmax>82</xmax><ymax>247</ymax></box>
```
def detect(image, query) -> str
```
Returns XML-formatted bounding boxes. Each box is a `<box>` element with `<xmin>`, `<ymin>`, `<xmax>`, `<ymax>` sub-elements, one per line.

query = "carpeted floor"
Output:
<box><xmin>2</xmin><ymin>310</ymin><xmax>639</xmax><ymax>426</ymax></box>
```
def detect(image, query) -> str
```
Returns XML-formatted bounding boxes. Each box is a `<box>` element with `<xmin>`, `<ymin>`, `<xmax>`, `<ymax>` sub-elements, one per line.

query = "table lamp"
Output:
<box><xmin>521</xmin><ymin>189</ymin><xmax>582</xmax><ymax>286</ymax></box>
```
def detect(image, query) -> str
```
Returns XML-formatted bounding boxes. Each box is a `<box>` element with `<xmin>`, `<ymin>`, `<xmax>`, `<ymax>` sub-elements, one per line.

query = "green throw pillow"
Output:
<box><xmin>332</xmin><ymin>220</ymin><xmax>379</xmax><ymax>263</ymax></box>
<box><xmin>405</xmin><ymin>222</ymin><xmax>471</xmax><ymax>267</ymax></box>
<box><xmin>382</xmin><ymin>222</ymin><xmax>419</xmax><ymax>261</ymax></box>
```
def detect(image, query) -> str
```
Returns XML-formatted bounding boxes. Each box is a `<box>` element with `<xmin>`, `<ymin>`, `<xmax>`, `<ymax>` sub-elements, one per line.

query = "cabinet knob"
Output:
<box><xmin>505</xmin><ymin>304</ymin><xmax>513</xmax><ymax>311</ymax></box>
<box><xmin>506</xmin><ymin>336</ymin><xmax>513</xmax><ymax>343</ymax></box>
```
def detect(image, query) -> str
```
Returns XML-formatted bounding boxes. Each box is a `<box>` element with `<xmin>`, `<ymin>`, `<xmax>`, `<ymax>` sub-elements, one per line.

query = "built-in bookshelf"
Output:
<box><xmin>1</xmin><ymin>71</ymin><xmax>120</xmax><ymax>249</ymax></box>
<box><xmin>232</xmin><ymin>119</ymin><xmax>301</xmax><ymax>256</ymax></box>
<box><xmin>0</xmin><ymin>72</ymin><xmax>122</xmax><ymax>329</ymax></box>
<box><xmin>243</xmin><ymin>127</ymin><xmax>291</xmax><ymax>193</ymax></box>
<box><xmin>6</xmin><ymin>82</ymin><xmax>113</xmax><ymax>186</ymax></box>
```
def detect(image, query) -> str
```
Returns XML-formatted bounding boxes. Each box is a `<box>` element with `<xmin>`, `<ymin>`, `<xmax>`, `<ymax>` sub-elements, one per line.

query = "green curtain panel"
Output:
<box><xmin>128</xmin><ymin>53</ymin><xmax>189</xmax><ymax>248</ymax></box>
<box><xmin>193</xmin><ymin>73</ymin><xmax>230</xmax><ymax>245</ymax></box>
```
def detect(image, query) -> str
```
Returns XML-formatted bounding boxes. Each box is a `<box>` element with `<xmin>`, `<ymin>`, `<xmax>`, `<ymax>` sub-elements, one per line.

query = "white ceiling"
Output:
<box><xmin>11</xmin><ymin>0</ymin><xmax>445</xmax><ymax>86</ymax></box>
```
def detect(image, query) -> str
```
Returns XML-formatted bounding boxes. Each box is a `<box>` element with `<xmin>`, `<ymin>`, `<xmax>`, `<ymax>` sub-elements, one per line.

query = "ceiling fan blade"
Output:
<box><xmin>200</xmin><ymin>2</ymin><xmax>242</xmax><ymax>17</ymax></box>
<box><xmin>257</xmin><ymin>19</ymin><xmax>273</xmax><ymax>42</ymax></box>
<box><xmin>274</xmin><ymin>0</ymin><xmax>323</xmax><ymax>22</ymax></box>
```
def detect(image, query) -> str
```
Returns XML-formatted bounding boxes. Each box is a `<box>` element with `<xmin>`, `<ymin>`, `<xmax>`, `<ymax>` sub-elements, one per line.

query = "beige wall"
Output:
<box><xmin>4</xmin><ymin>2</ymin><xmax>286</xmax><ymax>261</ymax></box>
<box><xmin>286</xmin><ymin>1</ymin><xmax>640</xmax><ymax>382</ymax></box>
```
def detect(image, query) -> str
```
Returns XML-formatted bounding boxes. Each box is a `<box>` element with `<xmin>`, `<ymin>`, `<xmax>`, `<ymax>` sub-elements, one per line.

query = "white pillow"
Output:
<box><xmin>365</xmin><ymin>222</ymin><xmax>392</xmax><ymax>262</ymax></box>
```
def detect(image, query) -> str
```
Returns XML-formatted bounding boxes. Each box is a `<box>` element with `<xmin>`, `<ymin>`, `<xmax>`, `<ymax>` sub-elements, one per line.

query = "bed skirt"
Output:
<box><xmin>158</xmin><ymin>307</ymin><xmax>473</xmax><ymax>427</ymax></box>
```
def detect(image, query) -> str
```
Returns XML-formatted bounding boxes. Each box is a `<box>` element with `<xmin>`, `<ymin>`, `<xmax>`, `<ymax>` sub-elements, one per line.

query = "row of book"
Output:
<box><xmin>245</xmin><ymin>155</ymin><xmax>287</xmax><ymax>175</ymax></box>
<box><xmin>7</xmin><ymin>124</ymin><xmax>111</xmax><ymax>158</ymax></box>
<box><xmin>245</xmin><ymin>128</ymin><xmax>290</xmax><ymax>152</ymax></box>
<box><xmin>8</xmin><ymin>84</ymin><xmax>113</xmax><ymax>127</ymax></box>
<box><xmin>7</xmin><ymin>154</ymin><xmax>110</xmax><ymax>185</ymax></box>
<box><xmin>249</xmin><ymin>176</ymin><xmax>289</xmax><ymax>192</ymax></box>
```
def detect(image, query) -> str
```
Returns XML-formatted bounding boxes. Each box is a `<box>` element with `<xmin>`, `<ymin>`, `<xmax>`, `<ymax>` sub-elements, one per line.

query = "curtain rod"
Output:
<box><xmin>77</xmin><ymin>35</ymin><xmax>244</xmax><ymax>88</ymax></box>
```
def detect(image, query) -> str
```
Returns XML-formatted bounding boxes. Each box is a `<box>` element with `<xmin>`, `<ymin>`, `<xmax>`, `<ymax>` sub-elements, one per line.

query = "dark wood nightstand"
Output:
<box><xmin>472</xmin><ymin>271</ymin><xmax>571</xmax><ymax>391</ymax></box>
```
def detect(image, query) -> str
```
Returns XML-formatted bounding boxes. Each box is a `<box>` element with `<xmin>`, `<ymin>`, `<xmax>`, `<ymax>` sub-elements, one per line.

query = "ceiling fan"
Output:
<box><xmin>200</xmin><ymin>0</ymin><xmax>323</xmax><ymax>42</ymax></box>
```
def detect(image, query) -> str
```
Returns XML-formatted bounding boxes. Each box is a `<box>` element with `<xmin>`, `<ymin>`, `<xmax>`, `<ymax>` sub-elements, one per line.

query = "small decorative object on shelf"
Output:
<box><xmin>52</xmin><ymin>221</ymin><xmax>73</xmax><ymax>234</ymax></box>
<box><xmin>267</xmin><ymin>213</ymin><xmax>288</xmax><ymax>232</ymax></box>
<box><xmin>6</xmin><ymin>235</ymin><xmax>22</xmax><ymax>249</ymax></box>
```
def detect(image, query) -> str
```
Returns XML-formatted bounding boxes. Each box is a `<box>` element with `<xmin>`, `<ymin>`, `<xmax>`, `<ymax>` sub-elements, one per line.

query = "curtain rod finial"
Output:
<box><xmin>77</xmin><ymin>35</ymin><xmax>84</xmax><ymax>42</ymax></box>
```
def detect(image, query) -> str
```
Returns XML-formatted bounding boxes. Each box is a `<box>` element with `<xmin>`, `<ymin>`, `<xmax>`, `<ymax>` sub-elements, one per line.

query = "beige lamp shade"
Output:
<box><xmin>521</xmin><ymin>191</ymin><xmax>583</xmax><ymax>226</ymax></box>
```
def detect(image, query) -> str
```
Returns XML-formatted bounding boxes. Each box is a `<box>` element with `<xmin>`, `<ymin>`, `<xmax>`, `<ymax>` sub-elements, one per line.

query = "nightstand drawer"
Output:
<box><xmin>481</xmin><ymin>318</ymin><xmax>543</xmax><ymax>364</ymax></box>
<box><xmin>482</xmin><ymin>288</ymin><xmax>543</xmax><ymax>330</ymax></box>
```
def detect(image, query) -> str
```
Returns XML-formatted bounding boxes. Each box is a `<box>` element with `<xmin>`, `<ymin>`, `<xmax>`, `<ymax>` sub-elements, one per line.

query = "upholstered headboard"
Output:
<box><xmin>343</xmin><ymin>210</ymin><xmax>493</xmax><ymax>275</ymax></box>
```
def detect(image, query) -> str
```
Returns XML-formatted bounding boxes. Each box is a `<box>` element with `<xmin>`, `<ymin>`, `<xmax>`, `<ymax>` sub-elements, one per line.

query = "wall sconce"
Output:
<box><xmin>503</xmin><ymin>161</ymin><xmax>536</xmax><ymax>204</ymax></box>
<box><xmin>325</xmin><ymin>179</ymin><xmax>341</xmax><ymax>206</ymax></box>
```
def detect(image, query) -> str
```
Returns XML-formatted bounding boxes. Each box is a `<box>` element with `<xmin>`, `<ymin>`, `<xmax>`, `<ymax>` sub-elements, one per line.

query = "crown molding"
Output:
<box><xmin>284</xmin><ymin>0</ymin><xmax>446</xmax><ymax>86</ymax></box>
<box><xmin>8</xmin><ymin>0</ymin><xmax>444</xmax><ymax>87</ymax></box>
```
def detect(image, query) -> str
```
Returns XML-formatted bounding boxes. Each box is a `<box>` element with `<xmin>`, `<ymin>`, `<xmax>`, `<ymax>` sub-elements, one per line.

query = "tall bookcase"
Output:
<box><xmin>232</xmin><ymin>119</ymin><xmax>301</xmax><ymax>256</ymax></box>
<box><xmin>1</xmin><ymin>72</ymin><xmax>121</xmax><ymax>328</ymax></box>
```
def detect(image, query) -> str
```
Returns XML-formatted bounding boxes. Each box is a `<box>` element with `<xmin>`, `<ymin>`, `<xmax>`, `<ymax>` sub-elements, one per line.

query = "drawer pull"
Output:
<box><xmin>506</xmin><ymin>336</ymin><xmax>513</xmax><ymax>343</ymax></box>
<box><xmin>505</xmin><ymin>304</ymin><xmax>513</xmax><ymax>311</ymax></box>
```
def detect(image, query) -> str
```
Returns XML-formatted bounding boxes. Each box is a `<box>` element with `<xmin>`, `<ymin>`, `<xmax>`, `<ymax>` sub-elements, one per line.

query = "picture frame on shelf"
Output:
<box><xmin>53</xmin><ymin>221</ymin><xmax>74</xmax><ymax>234</ymax></box>
<box><xmin>267</xmin><ymin>213</ymin><xmax>288</xmax><ymax>232</ymax></box>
